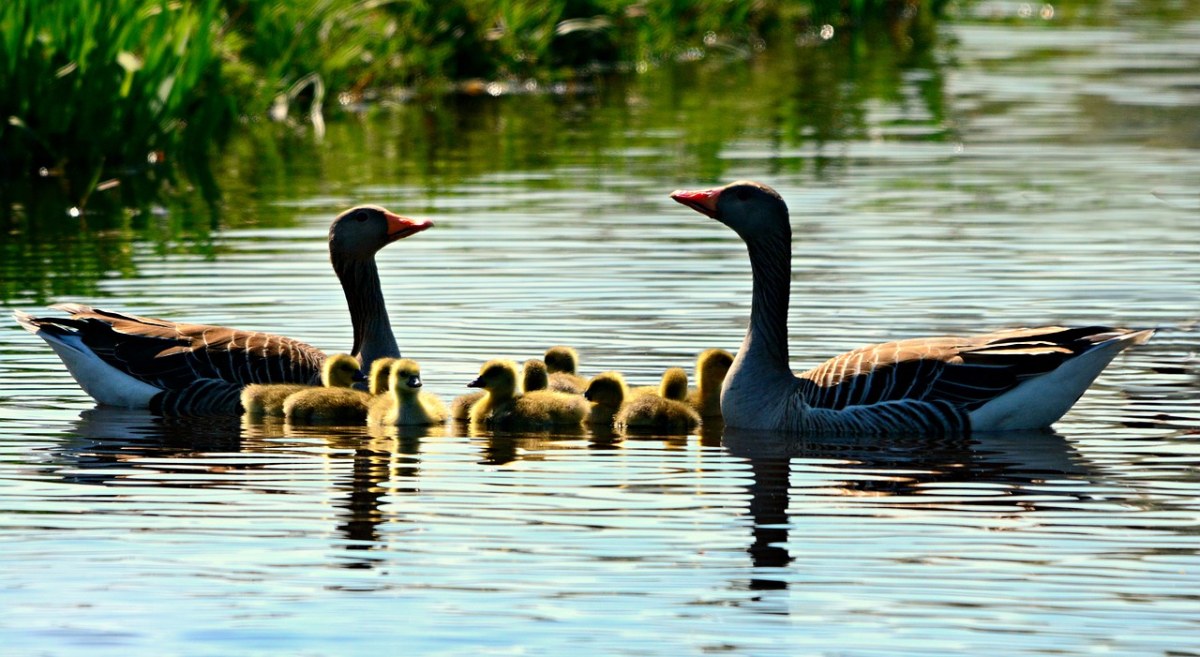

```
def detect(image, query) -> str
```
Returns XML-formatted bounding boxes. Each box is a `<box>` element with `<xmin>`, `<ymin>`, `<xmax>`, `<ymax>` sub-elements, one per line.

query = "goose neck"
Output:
<box><xmin>334</xmin><ymin>255</ymin><xmax>400</xmax><ymax>367</ymax></box>
<box><xmin>741</xmin><ymin>233</ymin><xmax>793</xmax><ymax>376</ymax></box>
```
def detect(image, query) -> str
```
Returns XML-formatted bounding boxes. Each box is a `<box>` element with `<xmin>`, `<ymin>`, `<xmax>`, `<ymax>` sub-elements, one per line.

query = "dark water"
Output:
<box><xmin>2</xmin><ymin>5</ymin><xmax>1199</xmax><ymax>655</ymax></box>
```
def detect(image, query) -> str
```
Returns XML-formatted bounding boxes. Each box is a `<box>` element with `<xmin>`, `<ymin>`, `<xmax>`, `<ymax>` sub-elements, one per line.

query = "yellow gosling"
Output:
<box><xmin>283</xmin><ymin>354</ymin><xmax>371</xmax><ymax>424</ymax></box>
<box><xmin>368</xmin><ymin>357</ymin><xmax>400</xmax><ymax>395</ymax></box>
<box><xmin>544</xmin><ymin>345</ymin><xmax>586</xmax><ymax>394</ymax></box>
<box><xmin>450</xmin><ymin>390</ymin><xmax>485</xmax><ymax>421</ymax></box>
<box><xmin>616</xmin><ymin>394</ymin><xmax>701</xmax><ymax>434</ymax></box>
<box><xmin>523</xmin><ymin>359</ymin><xmax>550</xmax><ymax>392</ymax></box>
<box><xmin>368</xmin><ymin>359</ymin><xmax>448</xmax><ymax>426</ymax></box>
<box><xmin>629</xmin><ymin>367</ymin><xmax>690</xmax><ymax>401</ymax></box>
<box><xmin>659</xmin><ymin>367</ymin><xmax>689</xmax><ymax>401</ymax></box>
<box><xmin>467</xmin><ymin>359</ymin><xmax>587</xmax><ymax>429</ymax></box>
<box><xmin>242</xmin><ymin>383</ymin><xmax>310</xmax><ymax>418</ymax></box>
<box><xmin>584</xmin><ymin>371</ymin><xmax>627</xmax><ymax>427</ymax></box>
<box><xmin>244</xmin><ymin>351</ymin><xmax>369</xmax><ymax>418</ymax></box>
<box><xmin>687</xmin><ymin>349</ymin><xmax>733</xmax><ymax>418</ymax></box>
<box><xmin>453</xmin><ymin>359</ymin><xmax>550</xmax><ymax>420</ymax></box>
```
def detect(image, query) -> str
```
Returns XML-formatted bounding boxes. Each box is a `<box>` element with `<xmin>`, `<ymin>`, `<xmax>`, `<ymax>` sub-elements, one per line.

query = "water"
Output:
<box><xmin>2</xmin><ymin>5</ymin><xmax>1200</xmax><ymax>656</ymax></box>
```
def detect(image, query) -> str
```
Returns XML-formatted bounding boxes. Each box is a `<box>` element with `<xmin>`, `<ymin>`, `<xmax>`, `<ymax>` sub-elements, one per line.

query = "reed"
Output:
<box><xmin>0</xmin><ymin>0</ymin><xmax>944</xmax><ymax>208</ymax></box>
<box><xmin>0</xmin><ymin>0</ymin><xmax>233</xmax><ymax>197</ymax></box>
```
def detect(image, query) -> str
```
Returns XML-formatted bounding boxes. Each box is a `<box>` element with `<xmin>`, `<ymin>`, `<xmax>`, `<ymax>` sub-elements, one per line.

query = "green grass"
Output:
<box><xmin>0</xmin><ymin>0</ymin><xmax>945</xmax><ymax>210</ymax></box>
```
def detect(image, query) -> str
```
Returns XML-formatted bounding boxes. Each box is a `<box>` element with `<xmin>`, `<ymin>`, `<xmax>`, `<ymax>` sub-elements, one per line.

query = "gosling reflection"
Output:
<box><xmin>323</xmin><ymin>425</ymin><xmax>437</xmax><ymax>569</ymax></box>
<box><xmin>57</xmin><ymin>407</ymin><xmax>244</xmax><ymax>486</ymax></box>
<box><xmin>722</xmin><ymin>428</ymin><xmax>1088</xmax><ymax>594</ymax></box>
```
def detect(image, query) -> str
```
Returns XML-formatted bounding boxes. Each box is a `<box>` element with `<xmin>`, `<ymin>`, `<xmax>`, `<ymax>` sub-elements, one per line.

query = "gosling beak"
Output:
<box><xmin>408</xmin><ymin>375</ymin><xmax>423</xmax><ymax>389</ymax></box>
<box><xmin>385</xmin><ymin>210</ymin><xmax>434</xmax><ymax>243</ymax></box>
<box><xmin>670</xmin><ymin>188</ymin><xmax>721</xmax><ymax>219</ymax></box>
<box><xmin>583</xmin><ymin>389</ymin><xmax>593</xmax><ymax>401</ymax></box>
<box><xmin>467</xmin><ymin>377</ymin><xmax>484</xmax><ymax>389</ymax></box>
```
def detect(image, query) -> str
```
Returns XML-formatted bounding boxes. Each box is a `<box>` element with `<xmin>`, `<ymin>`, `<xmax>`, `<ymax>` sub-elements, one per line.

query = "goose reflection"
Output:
<box><xmin>55</xmin><ymin>407</ymin><xmax>245</xmax><ymax>486</ymax></box>
<box><xmin>56</xmin><ymin>408</ymin><xmax>434</xmax><ymax>573</ymax></box>
<box><xmin>721</xmin><ymin>428</ymin><xmax>1089</xmax><ymax>593</ymax></box>
<box><xmin>322</xmin><ymin>425</ymin><xmax>433</xmax><ymax>569</ymax></box>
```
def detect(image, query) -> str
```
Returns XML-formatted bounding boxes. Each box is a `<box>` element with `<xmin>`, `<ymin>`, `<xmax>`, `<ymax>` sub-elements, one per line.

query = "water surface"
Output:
<box><xmin>2</xmin><ymin>6</ymin><xmax>1199</xmax><ymax>656</ymax></box>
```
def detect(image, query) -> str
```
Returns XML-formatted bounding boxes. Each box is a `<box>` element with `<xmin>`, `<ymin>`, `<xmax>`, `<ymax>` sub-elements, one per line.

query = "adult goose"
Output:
<box><xmin>14</xmin><ymin>205</ymin><xmax>431</xmax><ymax>415</ymax></box>
<box><xmin>671</xmin><ymin>180</ymin><xmax>1153</xmax><ymax>435</ymax></box>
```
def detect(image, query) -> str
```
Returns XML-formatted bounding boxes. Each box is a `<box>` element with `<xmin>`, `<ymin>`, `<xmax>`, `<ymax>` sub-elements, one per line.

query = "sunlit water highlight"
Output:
<box><xmin>1</xmin><ymin>8</ymin><xmax>1198</xmax><ymax>656</ymax></box>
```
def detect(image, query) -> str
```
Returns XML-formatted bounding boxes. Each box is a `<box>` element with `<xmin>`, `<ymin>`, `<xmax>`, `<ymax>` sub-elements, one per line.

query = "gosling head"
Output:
<box><xmin>670</xmin><ymin>181</ymin><xmax>788</xmax><ymax>241</ymax></box>
<box><xmin>584</xmin><ymin>372</ymin><xmax>627</xmax><ymax>409</ymax></box>
<box><xmin>387</xmin><ymin>359</ymin><xmax>425</xmax><ymax>397</ymax></box>
<box><xmin>696</xmin><ymin>349</ymin><xmax>734</xmax><ymax>388</ymax></box>
<box><xmin>544</xmin><ymin>346</ymin><xmax>580</xmax><ymax>375</ymax></box>
<box><xmin>523</xmin><ymin>359</ymin><xmax>550</xmax><ymax>392</ymax></box>
<box><xmin>328</xmin><ymin>205</ymin><xmax>434</xmax><ymax>260</ymax></box>
<box><xmin>368</xmin><ymin>357</ymin><xmax>399</xmax><ymax>395</ymax></box>
<box><xmin>659</xmin><ymin>367</ymin><xmax>689</xmax><ymax>401</ymax></box>
<box><xmin>323</xmin><ymin>353</ymin><xmax>367</xmax><ymax>388</ymax></box>
<box><xmin>467</xmin><ymin>360</ymin><xmax>520</xmax><ymax>398</ymax></box>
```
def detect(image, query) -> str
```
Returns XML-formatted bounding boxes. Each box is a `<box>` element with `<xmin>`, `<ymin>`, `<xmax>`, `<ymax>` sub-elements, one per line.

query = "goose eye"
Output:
<box><xmin>735</xmin><ymin>188</ymin><xmax>751</xmax><ymax>201</ymax></box>
<box><xmin>354</xmin><ymin>210</ymin><xmax>368</xmax><ymax>222</ymax></box>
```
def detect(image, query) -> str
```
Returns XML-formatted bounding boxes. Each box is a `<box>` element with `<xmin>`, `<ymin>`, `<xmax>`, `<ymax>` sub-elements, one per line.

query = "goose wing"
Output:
<box><xmin>29</xmin><ymin>303</ymin><xmax>326</xmax><ymax>389</ymax></box>
<box><xmin>797</xmin><ymin>326</ymin><xmax>1141</xmax><ymax>411</ymax></box>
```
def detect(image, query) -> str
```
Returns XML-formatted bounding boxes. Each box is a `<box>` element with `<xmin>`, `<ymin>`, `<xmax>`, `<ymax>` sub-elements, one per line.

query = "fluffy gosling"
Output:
<box><xmin>584</xmin><ymin>371</ymin><xmax>628</xmax><ymax>427</ymax></box>
<box><xmin>451</xmin><ymin>358</ymin><xmax>551</xmax><ymax>420</ymax></box>
<box><xmin>686</xmin><ymin>349</ymin><xmax>733</xmax><ymax>418</ymax></box>
<box><xmin>283</xmin><ymin>354</ymin><xmax>371</xmax><ymax>424</ymax></box>
<box><xmin>367</xmin><ymin>359</ymin><xmax>447</xmax><ymax>426</ymax></box>
<box><xmin>243</xmin><ymin>352</ymin><xmax>366</xmax><ymax>418</ymax></box>
<box><xmin>467</xmin><ymin>359</ymin><xmax>587</xmax><ymax>429</ymax></box>
<box><xmin>544</xmin><ymin>345</ymin><xmax>587</xmax><ymax>394</ymax></box>
<box><xmin>616</xmin><ymin>367</ymin><xmax>700</xmax><ymax>433</ymax></box>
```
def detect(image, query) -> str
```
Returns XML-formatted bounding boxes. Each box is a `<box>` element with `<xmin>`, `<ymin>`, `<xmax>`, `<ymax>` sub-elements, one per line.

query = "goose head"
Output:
<box><xmin>323</xmin><ymin>353</ymin><xmax>367</xmax><ymax>388</ymax></box>
<box><xmin>584</xmin><ymin>371</ymin><xmax>627</xmax><ymax>409</ymax></box>
<box><xmin>659</xmin><ymin>367</ymin><xmax>689</xmax><ymax>401</ymax></box>
<box><xmin>368</xmin><ymin>357</ymin><xmax>399</xmax><ymax>395</ymax></box>
<box><xmin>696</xmin><ymin>349</ymin><xmax>734</xmax><ymax>388</ymax></box>
<box><xmin>467</xmin><ymin>360</ymin><xmax>520</xmax><ymax>399</ymax></box>
<box><xmin>544</xmin><ymin>346</ymin><xmax>580</xmax><ymax>375</ymax></box>
<box><xmin>523</xmin><ymin>359</ymin><xmax>550</xmax><ymax>392</ymax></box>
<box><xmin>387</xmin><ymin>359</ymin><xmax>425</xmax><ymax>397</ymax></box>
<box><xmin>329</xmin><ymin>205</ymin><xmax>433</xmax><ymax>260</ymax></box>
<box><xmin>670</xmin><ymin>181</ymin><xmax>788</xmax><ymax>242</ymax></box>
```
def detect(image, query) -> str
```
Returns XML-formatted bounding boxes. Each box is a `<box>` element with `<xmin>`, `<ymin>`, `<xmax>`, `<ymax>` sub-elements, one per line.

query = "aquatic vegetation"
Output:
<box><xmin>0</xmin><ymin>0</ymin><xmax>948</xmax><ymax>213</ymax></box>
<box><xmin>0</xmin><ymin>0</ymin><xmax>233</xmax><ymax>199</ymax></box>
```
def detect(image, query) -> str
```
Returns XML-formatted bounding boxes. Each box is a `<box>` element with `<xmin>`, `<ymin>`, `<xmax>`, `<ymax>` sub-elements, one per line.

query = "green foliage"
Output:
<box><xmin>0</xmin><ymin>0</ymin><xmax>946</xmax><ymax>210</ymax></box>
<box><xmin>0</xmin><ymin>0</ymin><xmax>234</xmax><ymax>197</ymax></box>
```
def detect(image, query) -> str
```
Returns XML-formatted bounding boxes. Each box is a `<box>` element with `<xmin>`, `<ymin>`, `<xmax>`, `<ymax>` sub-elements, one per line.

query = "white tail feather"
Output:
<box><xmin>16</xmin><ymin>312</ymin><xmax>161</xmax><ymax>408</ymax></box>
<box><xmin>969</xmin><ymin>329</ymin><xmax>1152</xmax><ymax>431</ymax></box>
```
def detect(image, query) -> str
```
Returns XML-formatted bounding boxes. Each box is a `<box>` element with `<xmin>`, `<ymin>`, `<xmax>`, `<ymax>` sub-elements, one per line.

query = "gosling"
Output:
<box><xmin>467</xmin><ymin>359</ymin><xmax>588</xmax><ymax>429</ymax></box>
<box><xmin>616</xmin><ymin>368</ymin><xmax>700</xmax><ymax>433</ymax></box>
<box><xmin>367</xmin><ymin>359</ymin><xmax>448</xmax><ymax>426</ymax></box>
<box><xmin>243</xmin><ymin>352</ymin><xmax>368</xmax><ymax>418</ymax></box>
<box><xmin>451</xmin><ymin>358</ymin><xmax>551</xmax><ymax>420</ymax></box>
<box><xmin>630</xmin><ymin>366</ymin><xmax>690</xmax><ymax>401</ymax></box>
<box><xmin>544</xmin><ymin>345</ymin><xmax>587</xmax><ymax>394</ymax></box>
<box><xmin>584</xmin><ymin>371</ymin><xmax>628</xmax><ymax>428</ymax></box>
<box><xmin>686</xmin><ymin>349</ymin><xmax>733</xmax><ymax>418</ymax></box>
<box><xmin>283</xmin><ymin>353</ymin><xmax>372</xmax><ymax>424</ymax></box>
<box><xmin>368</xmin><ymin>357</ymin><xmax>400</xmax><ymax>395</ymax></box>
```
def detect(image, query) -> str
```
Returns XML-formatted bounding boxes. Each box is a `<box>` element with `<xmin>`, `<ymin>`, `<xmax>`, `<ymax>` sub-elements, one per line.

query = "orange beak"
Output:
<box><xmin>385</xmin><ymin>211</ymin><xmax>434</xmax><ymax>243</ymax></box>
<box><xmin>670</xmin><ymin>188</ymin><xmax>721</xmax><ymax>218</ymax></box>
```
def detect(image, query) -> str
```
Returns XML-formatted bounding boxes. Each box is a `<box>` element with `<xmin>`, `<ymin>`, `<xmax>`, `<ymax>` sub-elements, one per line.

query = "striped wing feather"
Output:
<box><xmin>798</xmin><ymin>326</ymin><xmax>1124</xmax><ymax>411</ymax></box>
<box><xmin>50</xmin><ymin>303</ymin><xmax>326</xmax><ymax>389</ymax></box>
